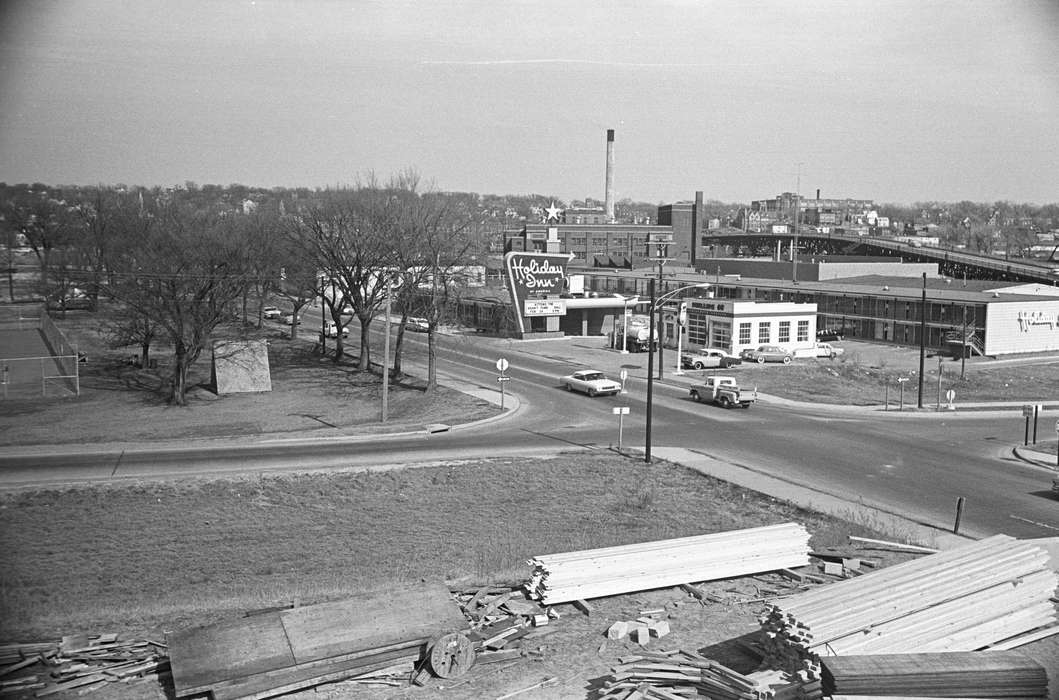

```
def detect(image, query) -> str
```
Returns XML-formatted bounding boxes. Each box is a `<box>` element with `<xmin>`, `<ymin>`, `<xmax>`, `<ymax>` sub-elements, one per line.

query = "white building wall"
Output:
<box><xmin>984</xmin><ymin>300</ymin><xmax>1059</xmax><ymax>355</ymax></box>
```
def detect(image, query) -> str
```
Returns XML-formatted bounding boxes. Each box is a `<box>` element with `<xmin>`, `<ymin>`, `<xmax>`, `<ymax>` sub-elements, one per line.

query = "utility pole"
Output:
<box><xmin>961</xmin><ymin>304</ymin><xmax>968</xmax><ymax>380</ymax></box>
<box><xmin>645</xmin><ymin>277</ymin><xmax>656</xmax><ymax>464</ymax></box>
<box><xmin>793</xmin><ymin>162</ymin><xmax>803</xmax><ymax>286</ymax></box>
<box><xmin>656</xmin><ymin>258</ymin><xmax>664</xmax><ymax>380</ymax></box>
<box><xmin>917</xmin><ymin>272</ymin><xmax>927</xmax><ymax>409</ymax></box>
<box><xmin>381</xmin><ymin>280</ymin><xmax>392</xmax><ymax>422</ymax></box>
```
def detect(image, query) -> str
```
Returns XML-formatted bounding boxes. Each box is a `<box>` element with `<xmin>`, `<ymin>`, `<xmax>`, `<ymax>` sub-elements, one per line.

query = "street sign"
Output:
<box><xmin>619</xmin><ymin>369</ymin><xmax>628</xmax><ymax>380</ymax></box>
<box><xmin>497</xmin><ymin>376</ymin><xmax>511</xmax><ymax>382</ymax></box>
<box><xmin>946</xmin><ymin>390</ymin><xmax>955</xmax><ymax>401</ymax></box>
<box><xmin>612</xmin><ymin>407</ymin><xmax>630</xmax><ymax>415</ymax></box>
<box><xmin>496</xmin><ymin>358</ymin><xmax>509</xmax><ymax>372</ymax></box>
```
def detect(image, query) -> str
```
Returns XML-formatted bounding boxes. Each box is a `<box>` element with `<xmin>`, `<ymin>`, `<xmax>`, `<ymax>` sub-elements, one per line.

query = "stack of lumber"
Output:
<box><xmin>596</xmin><ymin>649</ymin><xmax>822</xmax><ymax>700</ymax></box>
<box><xmin>527</xmin><ymin>523</ymin><xmax>812</xmax><ymax>605</ymax></box>
<box><xmin>0</xmin><ymin>634</ymin><xmax>169</xmax><ymax>697</ymax></box>
<box><xmin>759</xmin><ymin>535</ymin><xmax>1058</xmax><ymax>670</ymax></box>
<box><xmin>168</xmin><ymin>581</ymin><xmax>469</xmax><ymax>700</ymax></box>
<box><xmin>820</xmin><ymin>651</ymin><xmax>1048</xmax><ymax>698</ymax></box>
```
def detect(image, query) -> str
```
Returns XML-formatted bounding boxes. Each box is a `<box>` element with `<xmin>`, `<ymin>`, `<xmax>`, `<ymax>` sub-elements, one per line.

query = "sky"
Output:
<box><xmin>1</xmin><ymin>0</ymin><xmax>1057</xmax><ymax>206</ymax></box>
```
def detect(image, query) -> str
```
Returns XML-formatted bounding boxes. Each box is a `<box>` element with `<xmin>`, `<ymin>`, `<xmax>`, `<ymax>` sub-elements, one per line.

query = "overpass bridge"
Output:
<box><xmin>701</xmin><ymin>230</ymin><xmax>1059</xmax><ymax>285</ymax></box>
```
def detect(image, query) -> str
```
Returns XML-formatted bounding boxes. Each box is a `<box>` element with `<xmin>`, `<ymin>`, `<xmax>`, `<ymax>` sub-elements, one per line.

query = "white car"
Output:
<box><xmin>406</xmin><ymin>317</ymin><xmax>429</xmax><ymax>332</ymax></box>
<box><xmin>813</xmin><ymin>342</ymin><xmax>845</xmax><ymax>359</ymax></box>
<box><xmin>559</xmin><ymin>369</ymin><xmax>622</xmax><ymax>397</ymax></box>
<box><xmin>262</xmin><ymin>306</ymin><xmax>282</xmax><ymax>319</ymax></box>
<box><xmin>325</xmin><ymin>320</ymin><xmax>349</xmax><ymax>338</ymax></box>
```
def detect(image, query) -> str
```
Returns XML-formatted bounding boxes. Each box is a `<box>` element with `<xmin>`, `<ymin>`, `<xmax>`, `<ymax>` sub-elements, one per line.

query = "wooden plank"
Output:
<box><xmin>847</xmin><ymin>536</ymin><xmax>938</xmax><ymax>553</ymax></box>
<box><xmin>210</xmin><ymin>647</ymin><xmax>422</xmax><ymax>700</ymax></box>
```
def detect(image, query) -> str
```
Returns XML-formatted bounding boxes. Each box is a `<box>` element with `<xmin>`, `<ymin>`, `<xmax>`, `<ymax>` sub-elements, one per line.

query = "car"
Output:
<box><xmin>559</xmin><ymin>369</ymin><xmax>622</xmax><ymax>397</ymax></box>
<box><xmin>280</xmin><ymin>313</ymin><xmax>302</xmax><ymax>326</ymax></box>
<box><xmin>681</xmin><ymin>348</ymin><xmax>741</xmax><ymax>370</ymax></box>
<box><xmin>740</xmin><ymin>344</ymin><xmax>793</xmax><ymax>364</ymax></box>
<box><xmin>817</xmin><ymin>328</ymin><xmax>845</xmax><ymax>342</ymax></box>
<box><xmin>406</xmin><ymin>317</ymin><xmax>429</xmax><ymax>332</ymax></box>
<box><xmin>324</xmin><ymin>320</ymin><xmax>349</xmax><ymax>338</ymax></box>
<box><xmin>263</xmin><ymin>306</ymin><xmax>282</xmax><ymax>319</ymax></box>
<box><xmin>812</xmin><ymin>342</ymin><xmax>845</xmax><ymax>359</ymax></box>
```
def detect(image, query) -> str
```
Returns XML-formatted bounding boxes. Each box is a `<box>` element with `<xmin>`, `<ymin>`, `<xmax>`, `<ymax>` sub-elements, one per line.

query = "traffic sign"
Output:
<box><xmin>619</xmin><ymin>369</ymin><xmax>628</xmax><ymax>380</ymax></box>
<box><xmin>946</xmin><ymin>390</ymin><xmax>955</xmax><ymax>401</ymax></box>
<box><xmin>496</xmin><ymin>358</ymin><xmax>509</xmax><ymax>372</ymax></box>
<box><xmin>612</xmin><ymin>407</ymin><xmax>630</xmax><ymax>415</ymax></box>
<box><xmin>497</xmin><ymin>376</ymin><xmax>511</xmax><ymax>382</ymax></box>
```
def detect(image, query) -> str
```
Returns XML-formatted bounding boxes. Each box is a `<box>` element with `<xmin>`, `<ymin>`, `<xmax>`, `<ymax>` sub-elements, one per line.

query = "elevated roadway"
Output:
<box><xmin>702</xmin><ymin>229</ymin><xmax>1059</xmax><ymax>284</ymax></box>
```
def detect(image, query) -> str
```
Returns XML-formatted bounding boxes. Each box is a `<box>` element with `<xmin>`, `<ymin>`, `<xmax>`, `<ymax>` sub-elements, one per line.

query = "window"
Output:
<box><xmin>712</xmin><ymin>322</ymin><xmax>731</xmax><ymax>348</ymax></box>
<box><xmin>758</xmin><ymin>322</ymin><xmax>770</xmax><ymax>344</ymax></box>
<box><xmin>778</xmin><ymin>321</ymin><xmax>790</xmax><ymax>343</ymax></box>
<box><xmin>739</xmin><ymin>322</ymin><xmax>751</xmax><ymax>345</ymax></box>
<box><xmin>797</xmin><ymin>320</ymin><xmax>809</xmax><ymax>341</ymax></box>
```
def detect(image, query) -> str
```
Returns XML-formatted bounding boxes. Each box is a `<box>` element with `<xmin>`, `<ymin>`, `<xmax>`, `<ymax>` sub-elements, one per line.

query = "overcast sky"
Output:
<box><xmin>1</xmin><ymin>0</ymin><xmax>1057</xmax><ymax>206</ymax></box>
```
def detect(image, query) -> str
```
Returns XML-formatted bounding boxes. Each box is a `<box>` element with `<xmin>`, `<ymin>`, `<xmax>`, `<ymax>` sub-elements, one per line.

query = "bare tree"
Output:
<box><xmin>103</xmin><ymin>197</ymin><xmax>253</xmax><ymax>404</ymax></box>
<box><xmin>288</xmin><ymin>182</ymin><xmax>398</xmax><ymax>369</ymax></box>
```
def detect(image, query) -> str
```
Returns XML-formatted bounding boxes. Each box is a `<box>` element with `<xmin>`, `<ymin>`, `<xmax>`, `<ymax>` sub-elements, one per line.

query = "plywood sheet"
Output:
<box><xmin>282</xmin><ymin>582</ymin><xmax>466</xmax><ymax>664</ymax></box>
<box><xmin>169</xmin><ymin>612</ymin><xmax>294</xmax><ymax>696</ymax></box>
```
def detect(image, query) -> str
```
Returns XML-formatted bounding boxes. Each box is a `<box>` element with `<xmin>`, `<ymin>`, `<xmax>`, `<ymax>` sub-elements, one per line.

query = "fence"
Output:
<box><xmin>0</xmin><ymin>305</ymin><xmax>80</xmax><ymax>398</ymax></box>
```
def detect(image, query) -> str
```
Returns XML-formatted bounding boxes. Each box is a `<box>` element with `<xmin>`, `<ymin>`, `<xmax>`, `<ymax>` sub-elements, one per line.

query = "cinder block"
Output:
<box><xmin>632</xmin><ymin>626</ymin><xmax>651</xmax><ymax>646</ymax></box>
<box><xmin>648</xmin><ymin>620</ymin><xmax>670</xmax><ymax>638</ymax></box>
<box><xmin>606</xmin><ymin>621</ymin><xmax>629</xmax><ymax>640</ymax></box>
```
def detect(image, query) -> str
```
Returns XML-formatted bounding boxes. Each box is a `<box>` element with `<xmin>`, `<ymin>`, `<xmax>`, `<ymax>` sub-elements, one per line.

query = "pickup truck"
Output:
<box><xmin>689</xmin><ymin>376</ymin><xmax>757</xmax><ymax>409</ymax></box>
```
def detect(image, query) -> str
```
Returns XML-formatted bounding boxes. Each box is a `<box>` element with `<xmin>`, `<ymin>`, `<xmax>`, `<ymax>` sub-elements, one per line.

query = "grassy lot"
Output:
<box><xmin>0</xmin><ymin>311</ymin><xmax>501</xmax><ymax>446</ymax></box>
<box><xmin>0</xmin><ymin>452</ymin><xmax>931</xmax><ymax>699</ymax></box>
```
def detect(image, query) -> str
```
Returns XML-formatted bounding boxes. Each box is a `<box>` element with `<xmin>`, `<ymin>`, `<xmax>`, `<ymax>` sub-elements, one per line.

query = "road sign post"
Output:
<box><xmin>612</xmin><ymin>406</ymin><xmax>630</xmax><ymax>450</ymax></box>
<box><xmin>496</xmin><ymin>358</ymin><xmax>510</xmax><ymax>410</ymax></box>
<box><xmin>897</xmin><ymin>377</ymin><xmax>909</xmax><ymax>411</ymax></box>
<box><xmin>1022</xmin><ymin>404</ymin><xmax>1034</xmax><ymax>446</ymax></box>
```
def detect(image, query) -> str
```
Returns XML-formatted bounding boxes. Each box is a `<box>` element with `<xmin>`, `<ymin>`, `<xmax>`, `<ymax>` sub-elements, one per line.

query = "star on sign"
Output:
<box><xmin>545</xmin><ymin>202</ymin><xmax>563</xmax><ymax>221</ymax></box>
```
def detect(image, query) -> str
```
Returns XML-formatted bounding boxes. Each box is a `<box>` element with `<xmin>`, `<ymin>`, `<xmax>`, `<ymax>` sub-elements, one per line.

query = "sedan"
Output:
<box><xmin>740</xmin><ymin>345</ymin><xmax>793</xmax><ymax>364</ymax></box>
<box><xmin>681</xmin><ymin>349</ymin><xmax>742</xmax><ymax>370</ymax></box>
<box><xmin>559</xmin><ymin>369</ymin><xmax>622</xmax><ymax>397</ymax></box>
<box><xmin>262</xmin><ymin>306</ymin><xmax>282</xmax><ymax>319</ymax></box>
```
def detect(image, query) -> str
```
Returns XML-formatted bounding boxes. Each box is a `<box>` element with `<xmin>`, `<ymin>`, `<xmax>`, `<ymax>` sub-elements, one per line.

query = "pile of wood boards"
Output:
<box><xmin>0</xmin><ymin>634</ymin><xmax>168</xmax><ymax>697</ymax></box>
<box><xmin>759</xmin><ymin>535</ymin><xmax>1058</xmax><ymax>669</ymax></box>
<box><xmin>451</xmin><ymin>585</ymin><xmax>550</xmax><ymax>667</ymax></box>
<box><xmin>820</xmin><ymin>651</ymin><xmax>1048</xmax><ymax>698</ymax></box>
<box><xmin>596</xmin><ymin>649</ymin><xmax>821</xmax><ymax>700</ymax></box>
<box><xmin>527</xmin><ymin>523</ymin><xmax>811</xmax><ymax>604</ymax></box>
<box><xmin>168</xmin><ymin>581</ymin><xmax>469</xmax><ymax>700</ymax></box>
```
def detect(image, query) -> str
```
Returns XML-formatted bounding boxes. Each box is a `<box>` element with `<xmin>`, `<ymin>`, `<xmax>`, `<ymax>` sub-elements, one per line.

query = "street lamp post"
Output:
<box><xmin>644</xmin><ymin>281</ymin><xmax>711</xmax><ymax>463</ymax></box>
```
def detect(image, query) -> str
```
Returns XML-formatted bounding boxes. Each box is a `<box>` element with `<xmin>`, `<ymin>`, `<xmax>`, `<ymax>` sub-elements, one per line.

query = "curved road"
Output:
<box><xmin>2</xmin><ymin>327</ymin><xmax>1057</xmax><ymax>540</ymax></box>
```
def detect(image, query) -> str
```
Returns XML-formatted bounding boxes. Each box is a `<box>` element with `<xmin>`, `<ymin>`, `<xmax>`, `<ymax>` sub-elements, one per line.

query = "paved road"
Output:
<box><xmin>3</xmin><ymin>325</ymin><xmax>1058</xmax><ymax>544</ymax></box>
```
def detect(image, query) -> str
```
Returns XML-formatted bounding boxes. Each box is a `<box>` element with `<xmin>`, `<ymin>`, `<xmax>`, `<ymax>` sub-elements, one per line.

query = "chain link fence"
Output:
<box><xmin>0</xmin><ymin>305</ymin><xmax>80</xmax><ymax>398</ymax></box>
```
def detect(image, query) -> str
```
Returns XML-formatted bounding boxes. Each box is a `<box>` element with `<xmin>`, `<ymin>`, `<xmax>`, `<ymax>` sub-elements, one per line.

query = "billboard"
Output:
<box><xmin>503</xmin><ymin>252</ymin><xmax>574</xmax><ymax>334</ymax></box>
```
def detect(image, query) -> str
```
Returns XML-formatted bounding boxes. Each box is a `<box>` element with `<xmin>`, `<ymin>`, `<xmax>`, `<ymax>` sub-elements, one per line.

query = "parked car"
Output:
<box><xmin>281</xmin><ymin>313</ymin><xmax>302</xmax><ymax>326</ymax></box>
<box><xmin>324</xmin><ymin>320</ymin><xmax>349</xmax><ymax>338</ymax></box>
<box><xmin>559</xmin><ymin>369</ymin><xmax>622</xmax><ymax>397</ymax></box>
<box><xmin>681</xmin><ymin>348</ymin><xmax>741</xmax><ymax>370</ymax></box>
<box><xmin>263</xmin><ymin>306</ymin><xmax>282</xmax><ymax>319</ymax></box>
<box><xmin>817</xmin><ymin>328</ymin><xmax>845</xmax><ymax>342</ymax></box>
<box><xmin>812</xmin><ymin>342</ymin><xmax>845</xmax><ymax>359</ymax></box>
<box><xmin>406</xmin><ymin>317</ymin><xmax>429</xmax><ymax>332</ymax></box>
<box><xmin>740</xmin><ymin>344</ymin><xmax>793</xmax><ymax>364</ymax></box>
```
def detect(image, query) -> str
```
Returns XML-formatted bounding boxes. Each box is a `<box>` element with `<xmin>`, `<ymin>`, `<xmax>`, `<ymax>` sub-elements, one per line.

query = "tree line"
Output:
<box><xmin>0</xmin><ymin>174</ymin><xmax>485</xmax><ymax>405</ymax></box>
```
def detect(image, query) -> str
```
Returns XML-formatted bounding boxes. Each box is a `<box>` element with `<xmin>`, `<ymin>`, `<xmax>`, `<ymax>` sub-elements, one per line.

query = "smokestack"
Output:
<box><xmin>605</xmin><ymin>129</ymin><xmax>615</xmax><ymax>222</ymax></box>
<box><xmin>692</xmin><ymin>191</ymin><xmax>702</xmax><ymax>267</ymax></box>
